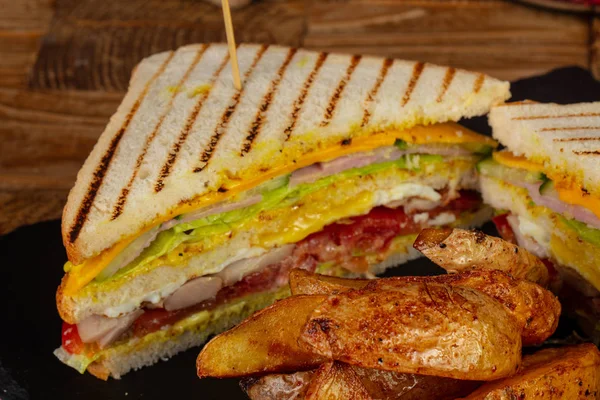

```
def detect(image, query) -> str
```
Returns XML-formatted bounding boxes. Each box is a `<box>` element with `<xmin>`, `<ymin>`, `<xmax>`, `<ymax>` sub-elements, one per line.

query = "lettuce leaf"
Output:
<box><xmin>561</xmin><ymin>217</ymin><xmax>600</xmax><ymax>247</ymax></box>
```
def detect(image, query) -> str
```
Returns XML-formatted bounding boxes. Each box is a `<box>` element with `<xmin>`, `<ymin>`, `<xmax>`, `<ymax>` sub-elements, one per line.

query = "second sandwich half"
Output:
<box><xmin>55</xmin><ymin>44</ymin><xmax>510</xmax><ymax>379</ymax></box>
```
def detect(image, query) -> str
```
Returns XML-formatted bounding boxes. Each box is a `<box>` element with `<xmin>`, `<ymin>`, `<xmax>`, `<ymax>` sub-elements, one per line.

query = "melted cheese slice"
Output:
<box><xmin>493</xmin><ymin>151</ymin><xmax>600</xmax><ymax>220</ymax></box>
<box><xmin>63</xmin><ymin>122</ymin><xmax>493</xmax><ymax>296</ymax></box>
<box><xmin>492</xmin><ymin>150</ymin><xmax>544</xmax><ymax>172</ymax></box>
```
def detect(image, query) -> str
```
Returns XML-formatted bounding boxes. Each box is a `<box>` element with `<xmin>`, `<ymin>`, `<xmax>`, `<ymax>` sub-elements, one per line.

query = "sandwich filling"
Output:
<box><xmin>57</xmin><ymin>204</ymin><xmax>486</xmax><ymax>377</ymax></box>
<box><xmin>479</xmin><ymin>152</ymin><xmax>600</xmax><ymax>339</ymax></box>
<box><xmin>55</xmin><ymin>124</ymin><xmax>494</xmax><ymax>376</ymax></box>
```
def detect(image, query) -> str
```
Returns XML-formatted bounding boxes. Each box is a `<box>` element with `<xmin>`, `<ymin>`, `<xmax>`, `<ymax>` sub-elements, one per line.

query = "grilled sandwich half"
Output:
<box><xmin>55</xmin><ymin>43</ymin><xmax>510</xmax><ymax>379</ymax></box>
<box><xmin>479</xmin><ymin>101</ymin><xmax>600</xmax><ymax>341</ymax></box>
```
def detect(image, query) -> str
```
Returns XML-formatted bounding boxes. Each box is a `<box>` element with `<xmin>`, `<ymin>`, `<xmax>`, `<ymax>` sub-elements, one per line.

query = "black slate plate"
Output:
<box><xmin>2</xmin><ymin>67</ymin><xmax>600</xmax><ymax>400</ymax></box>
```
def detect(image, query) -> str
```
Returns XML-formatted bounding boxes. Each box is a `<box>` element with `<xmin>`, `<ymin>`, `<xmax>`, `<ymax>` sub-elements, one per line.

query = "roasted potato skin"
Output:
<box><xmin>242</xmin><ymin>371</ymin><xmax>314</xmax><ymax>400</ymax></box>
<box><xmin>242</xmin><ymin>366</ymin><xmax>480</xmax><ymax>400</ymax></box>
<box><xmin>352</xmin><ymin>367</ymin><xmax>480</xmax><ymax>400</ymax></box>
<box><xmin>304</xmin><ymin>362</ymin><xmax>372</xmax><ymax>400</ymax></box>
<box><xmin>197</xmin><ymin>295</ymin><xmax>327</xmax><ymax>378</ymax></box>
<box><xmin>299</xmin><ymin>282</ymin><xmax>522</xmax><ymax>381</ymax></box>
<box><xmin>414</xmin><ymin>228</ymin><xmax>549</xmax><ymax>285</ymax></box>
<box><xmin>289</xmin><ymin>269</ymin><xmax>370</xmax><ymax>296</ymax></box>
<box><xmin>364</xmin><ymin>270</ymin><xmax>560</xmax><ymax>346</ymax></box>
<box><xmin>458</xmin><ymin>343</ymin><xmax>600</xmax><ymax>399</ymax></box>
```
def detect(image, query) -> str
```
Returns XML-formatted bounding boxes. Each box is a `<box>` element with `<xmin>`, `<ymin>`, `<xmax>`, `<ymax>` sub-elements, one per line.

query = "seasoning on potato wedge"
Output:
<box><xmin>292</xmin><ymin>269</ymin><xmax>560</xmax><ymax>346</ymax></box>
<box><xmin>197</xmin><ymin>295</ymin><xmax>327</xmax><ymax>378</ymax></box>
<box><xmin>364</xmin><ymin>270</ymin><xmax>560</xmax><ymax>346</ymax></box>
<box><xmin>289</xmin><ymin>269</ymin><xmax>370</xmax><ymax>296</ymax></box>
<box><xmin>304</xmin><ymin>362</ymin><xmax>372</xmax><ymax>400</ymax></box>
<box><xmin>458</xmin><ymin>343</ymin><xmax>600</xmax><ymax>400</ymax></box>
<box><xmin>299</xmin><ymin>282</ymin><xmax>522</xmax><ymax>381</ymax></box>
<box><xmin>242</xmin><ymin>365</ymin><xmax>481</xmax><ymax>400</ymax></box>
<box><xmin>414</xmin><ymin>228</ymin><xmax>549</xmax><ymax>285</ymax></box>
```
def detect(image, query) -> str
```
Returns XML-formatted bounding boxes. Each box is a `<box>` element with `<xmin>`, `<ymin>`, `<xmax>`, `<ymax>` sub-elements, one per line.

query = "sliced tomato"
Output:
<box><xmin>133</xmin><ymin>308</ymin><xmax>187</xmax><ymax>338</ymax></box>
<box><xmin>61</xmin><ymin>322</ymin><xmax>84</xmax><ymax>355</ymax></box>
<box><xmin>492</xmin><ymin>213</ymin><xmax>517</xmax><ymax>245</ymax></box>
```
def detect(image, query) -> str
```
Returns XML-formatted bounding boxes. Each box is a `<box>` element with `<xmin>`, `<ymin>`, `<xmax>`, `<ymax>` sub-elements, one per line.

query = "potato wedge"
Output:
<box><xmin>241</xmin><ymin>371</ymin><xmax>314</xmax><ymax>400</ymax></box>
<box><xmin>364</xmin><ymin>270</ymin><xmax>560</xmax><ymax>346</ymax></box>
<box><xmin>304</xmin><ymin>362</ymin><xmax>372</xmax><ymax>400</ymax></box>
<box><xmin>289</xmin><ymin>269</ymin><xmax>370</xmax><ymax>296</ymax></box>
<box><xmin>197</xmin><ymin>295</ymin><xmax>327</xmax><ymax>378</ymax></box>
<box><xmin>243</xmin><ymin>367</ymin><xmax>480</xmax><ymax>400</ymax></box>
<box><xmin>300</xmin><ymin>282</ymin><xmax>521</xmax><ymax>381</ymax></box>
<box><xmin>413</xmin><ymin>228</ymin><xmax>549</xmax><ymax>285</ymax></box>
<box><xmin>352</xmin><ymin>367</ymin><xmax>480</xmax><ymax>400</ymax></box>
<box><xmin>458</xmin><ymin>343</ymin><xmax>600</xmax><ymax>399</ymax></box>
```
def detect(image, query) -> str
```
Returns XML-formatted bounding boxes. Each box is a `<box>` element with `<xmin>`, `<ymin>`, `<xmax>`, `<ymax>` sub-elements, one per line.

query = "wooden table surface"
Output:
<box><xmin>1</xmin><ymin>0</ymin><xmax>599</xmax><ymax>235</ymax></box>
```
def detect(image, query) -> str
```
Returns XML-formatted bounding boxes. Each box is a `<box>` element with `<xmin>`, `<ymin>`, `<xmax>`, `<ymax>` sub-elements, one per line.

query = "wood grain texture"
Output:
<box><xmin>30</xmin><ymin>0</ymin><xmax>305</xmax><ymax>91</ymax></box>
<box><xmin>304</xmin><ymin>0</ymin><xmax>590</xmax><ymax>81</ymax></box>
<box><xmin>0</xmin><ymin>0</ymin><xmax>54</xmax><ymax>88</ymax></box>
<box><xmin>592</xmin><ymin>15</ymin><xmax>600</xmax><ymax>80</ymax></box>
<box><xmin>0</xmin><ymin>88</ymin><xmax>123</xmax><ymax>234</ymax></box>
<box><xmin>1</xmin><ymin>0</ymin><xmax>599</xmax><ymax>235</ymax></box>
<box><xmin>0</xmin><ymin>189</ymin><xmax>67</xmax><ymax>235</ymax></box>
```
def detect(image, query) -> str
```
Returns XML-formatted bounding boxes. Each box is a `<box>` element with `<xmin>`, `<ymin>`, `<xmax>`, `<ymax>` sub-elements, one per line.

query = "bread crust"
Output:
<box><xmin>490</xmin><ymin>101</ymin><xmax>600</xmax><ymax>198</ymax></box>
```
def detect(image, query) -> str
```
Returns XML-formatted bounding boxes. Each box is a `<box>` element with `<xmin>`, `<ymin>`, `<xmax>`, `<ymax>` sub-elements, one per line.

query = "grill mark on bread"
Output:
<box><xmin>154</xmin><ymin>50</ymin><xmax>230</xmax><ymax>192</ymax></box>
<box><xmin>194</xmin><ymin>44</ymin><xmax>269</xmax><ymax>173</ymax></box>
<box><xmin>539</xmin><ymin>126</ymin><xmax>600</xmax><ymax>132</ymax></box>
<box><xmin>68</xmin><ymin>52</ymin><xmax>174</xmax><ymax>243</ymax></box>
<box><xmin>401</xmin><ymin>62</ymin><xmax>425</xmax><ymax>107</ymax></box>
<box><xmin>320</xmin><ymin>55</ymin><xmax>361</xmax><ymax>127</ymax></box>
<box><xmin>283</xmin><ymin>52</ymin><xmax>328</xmax><ymax>142</ymax></box>
<box><xmin>573</xmin><ymin>150</ymin><xmax>600</xmax><ymax>156</ymax></box>
<box><xmin>554</xmin><ymin>136</ymin><xmax>600</xmax><ymax>142</ymax></box>
<box><xmin>361</xmin><ymin>58</ymin><xmax>393</xmax><ymax>127</ymax></box>
<box><xmin>473</xmin><ymin>73</ymin><xmax>485</xmax><ymax>93</ymax></box>
<box><xmin>437</xmin><ymin>67</ymin><xmax>456</xmax><ymax>102</ymax></box>
<box><xmin>240</xmin><ymin>47</ymin><xmax>297</xmax><ymax>156</ymax></box>
<box><xmin>513</xmin><ymin>113</ymin><xmax>600</xmax><ymax>120</ymax></box>
<box><xmin>112</xmin><ymin>45</ymin><xmax>208</xmax><ymax>218</ymax></box>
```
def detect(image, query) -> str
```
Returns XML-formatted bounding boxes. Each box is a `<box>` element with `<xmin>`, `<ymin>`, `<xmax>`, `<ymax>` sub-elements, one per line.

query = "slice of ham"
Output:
<box><xmin>77</xmin><ymin>310</ymin><xmax>144</xmax><ymax>348</ymax></box>
<box><xmin>520</xmin><ymin>182</ymin><xmax>600</xmax><ymax>230</ymax></box>
<box><xmin>163</xmin><ymin>276</ymin><xmax>223</xmax><ymax>311</ymax></box>
<box><xmin>216</xmin><ymin>245</ymin><xmax>295</xmax><ymax>286</ymax></box>
<box><xmin>289</xmin><ymin>145</ymin><xmax>471</xmax><ymax>187</ymax></box>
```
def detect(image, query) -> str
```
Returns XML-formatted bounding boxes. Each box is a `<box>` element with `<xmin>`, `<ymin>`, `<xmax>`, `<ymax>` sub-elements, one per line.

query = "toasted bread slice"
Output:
<box><xmin>63</xmin><ymin>43</ymin><xmax>510</xmax><ymax>265</ymax></box>
<box><xmin>489</xmin><ymin>101</ymin><xmax>600</xmax><ymax>197</ymax></box>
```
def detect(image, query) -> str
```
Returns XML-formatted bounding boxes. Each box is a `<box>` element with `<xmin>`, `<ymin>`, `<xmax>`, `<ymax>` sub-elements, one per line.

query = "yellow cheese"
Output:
<box><xmin>493</xmin><ymin>150</ymin><xmax>600</xmax><ymax>221</ymax></box>
<box><xmin>64</xmin><ymin>122</ymin><xmax>492</xmax><ymax>295</ymax></box>
<box><xmin>555</xmin><ymin>183</ymin><xmax>600</xmax><ymax>220</ymax></box>
<box><xmin>492</xmin><ymin>150</ymin><xmax>544</xmax><ymax>172</ymax></box>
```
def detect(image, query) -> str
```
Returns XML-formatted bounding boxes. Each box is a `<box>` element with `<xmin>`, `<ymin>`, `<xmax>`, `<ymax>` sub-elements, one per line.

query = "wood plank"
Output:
<box><xmin>0</xmin><ymin>189</ymin><xmax>66</xmax><ymax>235</ymax></box>
<box><xmin>0</xmin><ymin>0</ymin><xmax>54</xmax><ymax>88</ymax></box>
<box><xmin>592</xmin><ymin>16</ymin><xmax>600</xmax><ymax>80</ymax></box>
<box><xmin>0</xmin><ymin>88</ymin><xmax>123</xmax><ymax>189</ymax></box>
<box><xmin>305</xmin><ymin>0</ymin><xmax>589</xmax><ymax>80</ymax></box>
<box><xmin>30</xmin><ymin>0</ymin><xmax>305</xmax><ymax>91</ymax></box>
<box><xmin>0</xmin><ymin>88</ymin><xmax>123</xmax><ymax>233</ymax></box>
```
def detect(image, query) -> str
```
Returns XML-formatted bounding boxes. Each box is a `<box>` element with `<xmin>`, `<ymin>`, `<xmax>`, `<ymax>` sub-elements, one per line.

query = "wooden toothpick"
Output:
<box><xmin>221</xmin><ymin>0</ymin><xmax>242</xmax><ymax>90</ymax></box>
